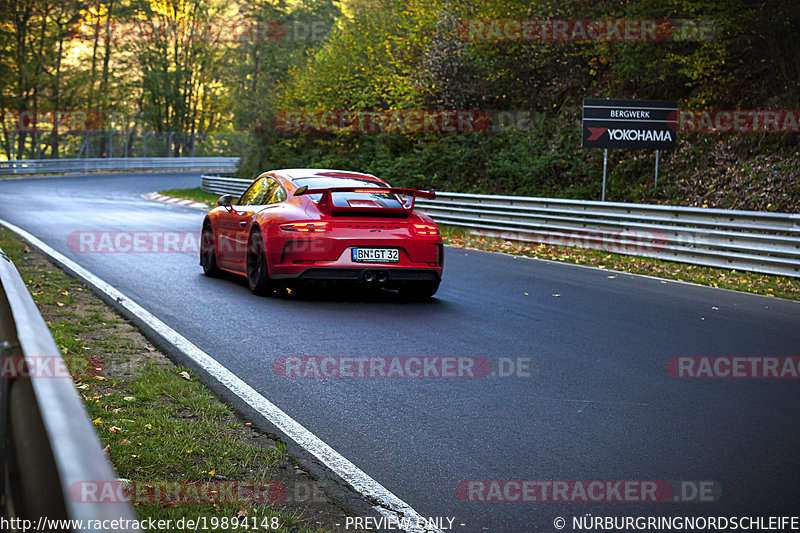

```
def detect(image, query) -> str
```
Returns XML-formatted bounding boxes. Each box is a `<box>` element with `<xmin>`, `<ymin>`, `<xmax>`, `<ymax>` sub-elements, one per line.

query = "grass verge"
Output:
<box><xmin>0</xmin><ymin>225</ymin><xmax>362</xmax><ymax>532</ymax></box>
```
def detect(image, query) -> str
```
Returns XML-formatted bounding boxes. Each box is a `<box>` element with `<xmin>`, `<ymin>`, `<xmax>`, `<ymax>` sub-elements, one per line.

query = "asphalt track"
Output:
<box><xmin>1</xmin><ymin>172</ymin><xmax>799</xmax><ymax>532</ymax></box>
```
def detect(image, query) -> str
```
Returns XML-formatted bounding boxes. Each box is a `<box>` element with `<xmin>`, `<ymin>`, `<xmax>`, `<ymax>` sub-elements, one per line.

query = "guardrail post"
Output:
<box><xmin>601</xmin><ymin>148</ymin><xmax>608</xmax><ymax>202</ymax></box>
<box><xmin>0</xmin><ymin>340</ymin><xmax>19</xmax><ymax>508</ymax></box>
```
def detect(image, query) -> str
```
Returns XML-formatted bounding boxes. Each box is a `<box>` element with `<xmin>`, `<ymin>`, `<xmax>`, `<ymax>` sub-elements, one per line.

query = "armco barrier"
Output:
<box><xmin>0</xmin><ymin>157</ymin><xmax>239</xmax><ymax>175</ymax></box>
<box><xmin>200</xmin><ymin>174</ymin><xmax>800</xmax><ymax>278</ymax></box>
<box><xmin>0</xmin><ymin>247</ymin><xmax>140</xmax><ymax>531</ymax></box>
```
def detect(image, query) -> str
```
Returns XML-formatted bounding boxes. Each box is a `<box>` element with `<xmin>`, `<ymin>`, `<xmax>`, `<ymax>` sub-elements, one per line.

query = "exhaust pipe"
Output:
<box><xmin>363</xmin><ymin>271</ymin><xmax>375</xmax><ymax>283</ymax></box>
<box><xmin>376</xmin><ymin>271</ymin><xmax>388</xmax><ymax>283</ymax></box>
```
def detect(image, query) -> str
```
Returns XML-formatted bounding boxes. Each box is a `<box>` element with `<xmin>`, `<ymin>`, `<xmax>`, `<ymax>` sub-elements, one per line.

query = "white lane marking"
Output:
<box><xmin>0</xmin><ymin>218</ymin><xmax>442</xmax><ymax>533</ymax></box>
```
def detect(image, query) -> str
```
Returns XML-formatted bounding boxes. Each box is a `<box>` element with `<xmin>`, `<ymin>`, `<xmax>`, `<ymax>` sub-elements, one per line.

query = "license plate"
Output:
<box><xmin>352</xmin><ymin>248</ymin><xmax>399</xmax><ymax>263</ymax></box>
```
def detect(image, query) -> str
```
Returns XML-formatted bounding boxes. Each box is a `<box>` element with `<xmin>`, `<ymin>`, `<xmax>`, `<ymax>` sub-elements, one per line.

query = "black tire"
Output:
<box><xmin>397</xmin><ymin>280</ymin><xmax>439</xmax><ymax>300</ymax></box>
<box><xmin>246</xmin><ymin>229</ymin><xmax>272</xmax><ymax>295</ymax></box>
<box><xmin>200</xmin><ymin>224</ymin><xmax>220</xmax><ymax>277</ymax></box>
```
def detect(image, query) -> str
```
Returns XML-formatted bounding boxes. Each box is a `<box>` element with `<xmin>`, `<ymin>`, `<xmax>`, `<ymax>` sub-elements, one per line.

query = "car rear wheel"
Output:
<box><xmin>200</xmin><ymin>224</ymin><xmax>220</xmax><ymax>277</ymax></box>
<box><xmin>397</xmin><ymin>281</ymin><xmax>439</xmax><ymax>300</ymax></box>
<box><xmin>247</xmin><ymin>229</ymin><xmax>272</xmax><ymax>295</ymax></box>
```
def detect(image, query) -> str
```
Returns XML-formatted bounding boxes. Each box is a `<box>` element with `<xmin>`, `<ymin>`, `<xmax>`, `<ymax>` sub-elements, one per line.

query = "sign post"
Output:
<box><xmin>582</xmin><ymin>98</ymin><xmax>677</xmax><ymax>201</ymax></box>
<box><xmin>654</xmin><ymin>149</ymin><xmax>660</xmax><ymax>191</ymax></box>
<box><xmin>602</xmin><ymin>149</ymin><xmax>608</xmax><ymax>202</ymax></box>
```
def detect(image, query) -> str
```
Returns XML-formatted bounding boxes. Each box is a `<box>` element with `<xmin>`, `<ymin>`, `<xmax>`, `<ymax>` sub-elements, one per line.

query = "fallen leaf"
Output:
<box><xmin>145</xmin><ymin>346</ymin><xmax>155</xmax><ymax>352</ymax></box>
<box><xmin>209</xmin><ymin>469</ymin><xmax>216</xmax><ymax>476</ymax></box>
<box><xmin>144</xmin><ymin>423</ymin><xmax>153</xmax><ymax>430</ymax></box>
<box><xmin>93</xmin><ymin>417</ymin><xmax>102</xmax><ymax>426</ymax></box>
<box><xmin>109</xmin><ymin>426</ymin><xmax>121</xmax><ymax>433</ymax></box>
<box><xmin>179</xmin><ymin>371</ymin><xmax>191</xmax><ymax>380</ymax></box>
<box><xmin>102</xmin><ymin>445</ymin><xmax>110</xmax><ymax>456</ymax></box>
<box><xmin>237</xmin><ymin>506</ymin><xmax>248</xmax><ymax>518</ymax></box>
<box><xmin>244</xmin><ymin>422</ymin><xmax>252</xmax><ymax>427</ymax></box>
<box><xmin>56</xmin><ymin>302</ymin><xmax>65</xmax><ymax>307</ymax></box>
<box><xmin>552</xmin><ymin>294</ymin><xmax>561</xmax><ymax>297</ymax></box>
<box><xmin>121</xmin><ymin>439</ymin><xmax>132</xmax><ymax>445</ymax></box>
<box><xmin>94</xmin><ymin>376</ymin><xmax>106</xmax><ymax>381</ymax></box>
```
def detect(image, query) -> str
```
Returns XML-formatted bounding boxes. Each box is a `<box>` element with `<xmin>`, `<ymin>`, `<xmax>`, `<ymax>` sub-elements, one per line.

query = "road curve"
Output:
<box><xmin>1</xmin><ymin>172</ymin><xmax>799</xmax><ymax>532</ymax></box>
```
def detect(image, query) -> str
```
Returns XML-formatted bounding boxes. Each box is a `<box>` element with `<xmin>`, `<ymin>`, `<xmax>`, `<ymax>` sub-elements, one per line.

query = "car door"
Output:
<box><xmin>229</xmin><ymin>177</ymin><xmax>284</xmax><ymax>268</ymax></box>
<box><xmin>216</xmin><ymin>177</ymin><xmax>267</xmax><ymax>270</ymax></box>
<box><xmin>256</xmin><ymin>179</ymin><xmax>288</xmax><ymax>267</ymax></box>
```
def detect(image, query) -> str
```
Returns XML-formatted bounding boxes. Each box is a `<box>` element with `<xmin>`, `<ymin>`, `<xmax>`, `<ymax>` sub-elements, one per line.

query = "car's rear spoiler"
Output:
<box><xmin>293</xmin><ymin>186</ymin><xmax>435</xmax><ymax>215</ymax></box>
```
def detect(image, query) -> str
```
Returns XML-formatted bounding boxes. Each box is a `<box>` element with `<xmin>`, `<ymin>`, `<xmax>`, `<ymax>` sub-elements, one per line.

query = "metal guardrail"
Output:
<box><xmin>0</xmin><ymin>247</ymin><xmax>139</xmax><ymax>531</ymax></box>
<box><xmin>416</xmin><ymin>193</ymin><xmax>800</xmax><ymax>277</ymax></box>
<box><xmin>201</xmin><ymin>174</ymin><xmax>800</xmax><ymax>278</ymax></box>
<box><xmin>0</xmin><ymin>157</ymin><xmax>240</xmax><ymax>175</ymax></box>
<box><xmin>200</xmin><ymin>174</ymin><xmax>252</xmax><ymax>196</ymax></box>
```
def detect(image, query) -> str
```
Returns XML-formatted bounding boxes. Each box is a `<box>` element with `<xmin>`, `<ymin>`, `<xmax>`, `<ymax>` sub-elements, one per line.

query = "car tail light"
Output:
<box><xmin>413</xmin><ymin>224</ymin><xmax>439</xmax><ymax>236</ymax></box>
<box><xmin>280</xmin><ymin>222</ymin><xmax>329</xmax><ymax>232</ymax></box>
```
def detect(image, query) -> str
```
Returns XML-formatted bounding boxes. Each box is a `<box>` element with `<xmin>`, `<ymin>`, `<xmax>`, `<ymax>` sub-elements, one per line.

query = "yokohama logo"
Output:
<box><xmin>608</xmin><ymin>129</ymin><xmax>673</xmax><ymax>142</ymax></box>
<box><xmin>590</xmin><ymin>128</ymin><xmax>673</xmax><ymax>142</ymax></box>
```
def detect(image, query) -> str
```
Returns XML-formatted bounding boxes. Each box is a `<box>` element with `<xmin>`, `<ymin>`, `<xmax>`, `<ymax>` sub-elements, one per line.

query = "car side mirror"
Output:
<box><xmin>293</xmin><ymin>185</ymin><xmax>308</xmax><ymax>196</ymax></box>
<box><xmin>218</xmin><ymin>194</ymin><xmax>233</xmax><ymax>207</ymax></box>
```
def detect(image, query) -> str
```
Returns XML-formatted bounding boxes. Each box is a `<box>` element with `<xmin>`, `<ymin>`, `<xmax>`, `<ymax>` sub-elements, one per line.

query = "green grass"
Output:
<box><xmin>440</xmin><ymin>225</ymin><xmax>800</xmax><ymax>301</ymax></box>
<box><xmin>158</xmin><ymin>187</ymin><xmax>220</xmax><ymax>208</ymax></box>
<box><xmin>80</xmin><ymin>362</ymin><xmax>303</xmax><ymax>529</ymax></box>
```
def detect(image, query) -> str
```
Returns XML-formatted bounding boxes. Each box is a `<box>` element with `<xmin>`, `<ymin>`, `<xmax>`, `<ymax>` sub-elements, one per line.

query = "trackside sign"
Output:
<box><xmin>582</xmin><ymin>98</ymin><xmax>678</xmax><ymax>150</ymax></box>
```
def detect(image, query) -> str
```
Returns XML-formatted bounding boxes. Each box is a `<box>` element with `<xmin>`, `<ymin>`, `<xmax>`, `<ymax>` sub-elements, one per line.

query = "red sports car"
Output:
<box><xmin>200</xmin><ymin>169</ymin><xmax>443</xmax><ymax>298</ymax></box>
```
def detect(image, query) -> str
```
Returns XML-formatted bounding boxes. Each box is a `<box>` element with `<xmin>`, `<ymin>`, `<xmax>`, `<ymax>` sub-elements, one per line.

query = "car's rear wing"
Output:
<box><xmin>294</xmin><ymin>186</ymin><xmax>435</xmax><ymax>215</ymax></box>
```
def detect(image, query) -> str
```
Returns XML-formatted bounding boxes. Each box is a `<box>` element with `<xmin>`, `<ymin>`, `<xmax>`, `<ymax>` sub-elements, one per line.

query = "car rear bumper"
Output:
<box><xmin>273</xmin><ymin>267</ymin><xmax>441</xmax><ymax>283</ymax></box>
